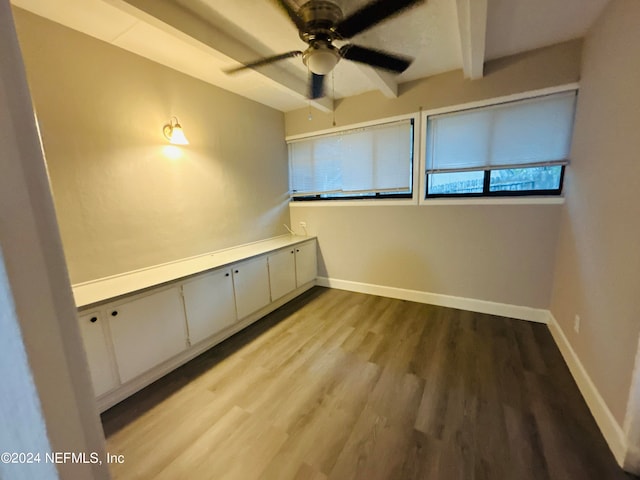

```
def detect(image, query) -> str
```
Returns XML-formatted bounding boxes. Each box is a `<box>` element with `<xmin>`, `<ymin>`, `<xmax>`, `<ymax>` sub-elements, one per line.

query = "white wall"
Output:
<box><xmin>548</xmin><ymin>0</ymin><xmax>640</xmax><ymax>471</ymax></box>
<box><xmin>291</xmin><ymin>204</ymin><xmax>560</xmax><ymax>311</ymax></box>
<box><xmin>14</xmin><ymin>8</ymin><xmax>290</xmax><ymax>285</ymax></box>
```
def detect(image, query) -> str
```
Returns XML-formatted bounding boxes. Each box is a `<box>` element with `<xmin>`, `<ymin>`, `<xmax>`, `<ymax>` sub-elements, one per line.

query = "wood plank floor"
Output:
<box><xmin>102</xmin><ymin>287</ymin><xmax>636</xmax><ymax>480</ymax></box>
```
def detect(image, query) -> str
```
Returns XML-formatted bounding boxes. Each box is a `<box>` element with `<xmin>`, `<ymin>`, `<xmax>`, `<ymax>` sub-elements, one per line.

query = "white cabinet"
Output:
<box><xmin>75</xmin><ymin>237</ymin><xmax>318</xmax><ymax>411</ymax></box>
<box><xmin>78</xmin><ymin>311</ymin><xmax>118</xmax><ymax>396</ymax></box>
<box><xmin>268</xmin><ymin>248</ymin><xmax>297</xmax><ymax>301</ymax></box>
<box><xmin>232</xmin><ymin>256</ymin><xmax>271</xmax><ymax>320</ymax></box>
<box><xmin>295</xmin><ymin>241</ymin><xmax>318</xmax><ymax>287</ymax></box>
<box><xmin>182</xmin><ymin>268</ymin><xmax>237</xmax><ymax>345</ymax></box>
<box><xmin>108</xmin><ymin>287</ymin><xmax>188</xmax><ymax>383</ymax></box>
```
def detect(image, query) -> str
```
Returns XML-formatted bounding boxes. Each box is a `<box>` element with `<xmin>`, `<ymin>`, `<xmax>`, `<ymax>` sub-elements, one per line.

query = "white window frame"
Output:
<box><xmin>286</xmin><ymin>112</ymin><xmax>420</xmax><ymax>207</ymax></box>
<box><xmin>417</xmin><ymin>83</ymin><xmax>579</xmax><ymax>206</ymax></box>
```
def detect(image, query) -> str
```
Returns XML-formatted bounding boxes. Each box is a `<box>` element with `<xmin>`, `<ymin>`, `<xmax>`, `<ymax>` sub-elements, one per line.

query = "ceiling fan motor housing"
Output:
<box><xmin>298</xmin><ymin>0</ymin><xmax>344</xmax><ymax>43</ymax></box>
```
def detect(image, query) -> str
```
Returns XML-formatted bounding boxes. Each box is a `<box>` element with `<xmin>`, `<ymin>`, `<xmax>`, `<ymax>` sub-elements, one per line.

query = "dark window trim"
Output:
<box><xmin>425</xmin><ymin>165</ymin><xmax>565</xmax><ymax>199</ymax></box>
<box><xmin>292</xmin><ymin>192</ymin><xmax>413</xmax><ymax>202</ymax></box>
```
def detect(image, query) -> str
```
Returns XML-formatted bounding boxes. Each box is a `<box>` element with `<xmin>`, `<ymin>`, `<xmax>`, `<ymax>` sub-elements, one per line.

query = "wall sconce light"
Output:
<box><xmin>163</xmin><ymin>116</ymin><xmax>189</xmax><ymax>145</ymax></box>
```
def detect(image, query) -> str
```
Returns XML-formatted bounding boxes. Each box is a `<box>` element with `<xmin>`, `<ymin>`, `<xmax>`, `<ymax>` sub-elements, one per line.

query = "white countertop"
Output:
<box><xmin>72</xmin><ymin>235</ymin><xmax>315</xmax><ymax>308</ymax></box>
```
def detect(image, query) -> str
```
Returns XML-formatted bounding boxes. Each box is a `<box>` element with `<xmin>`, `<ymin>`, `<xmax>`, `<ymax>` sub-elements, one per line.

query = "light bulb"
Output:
<box><xmin>163</xmin><ymin>117</ymin><xmax>189</xmax><ymax>145</ymax></box>
<box><xmin>168</xmin><ymin>125</ymin><xmax>189</xmax><ymax>145</ymax></box>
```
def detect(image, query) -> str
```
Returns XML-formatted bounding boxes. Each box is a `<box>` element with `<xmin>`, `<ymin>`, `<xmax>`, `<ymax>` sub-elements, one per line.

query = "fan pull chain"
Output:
<box><xmin>307</xmin><ymin>62</ymin><xmax>313</xmax><ymax>121</ymax></box>
<box><xmin>332</xmin><ymin>70</ymin><xmax>336</xmax><ymax>127</ymax></box>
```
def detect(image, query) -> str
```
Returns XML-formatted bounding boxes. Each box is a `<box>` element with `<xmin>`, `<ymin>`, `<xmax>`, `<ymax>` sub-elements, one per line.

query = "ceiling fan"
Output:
<box><xmin>224</xmin><ymin>0</ymin><xmax>426</xmax><ymax>99</ymax></box>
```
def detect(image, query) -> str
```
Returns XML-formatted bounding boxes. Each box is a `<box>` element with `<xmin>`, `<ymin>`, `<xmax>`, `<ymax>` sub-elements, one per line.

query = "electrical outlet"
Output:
<box><xmin>299</xmin><ymin>221</ymin><xmax>307</xmax><ymax>228</ymax></box>
<box><xmin>574</xmin><ymin>315</ymin><xmax>581</xmax><ymax>333</ymax></box>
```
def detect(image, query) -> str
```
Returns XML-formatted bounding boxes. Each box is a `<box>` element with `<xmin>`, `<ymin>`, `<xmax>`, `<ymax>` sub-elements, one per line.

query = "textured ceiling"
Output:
<box><xmin>12</xmin><ymin>0</ymin><xmax>610</xmax><ymax>111</ymax></box>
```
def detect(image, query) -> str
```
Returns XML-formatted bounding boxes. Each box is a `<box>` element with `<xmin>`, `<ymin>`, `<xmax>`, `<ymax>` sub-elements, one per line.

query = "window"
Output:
<box><xmin>424</xmin><ymin>91</ymin><xmax>576</xmax><ymax>198</ymax></box>
<box><xmin>288</xmin><ymin>118</ymin><xmax>414</xmax><ymax>200</ymax></box>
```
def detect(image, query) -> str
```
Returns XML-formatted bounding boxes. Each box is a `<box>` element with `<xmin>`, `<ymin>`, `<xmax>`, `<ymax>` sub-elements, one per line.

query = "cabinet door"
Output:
<box><xmin>78</xmin><ymin>312</ymin><xmax>118</xmax><ymax>396</ymax></box>
<box><xmin>295</xmin><ymin>241</ymin><xmax>318</xmax><ymax>287</ymax></box>
<box><xmin>182</xmin><ymin>268</ymin><xmax>236</xmax><ymax>345</ymax></box>
<box><xmin>233</xmin><ymin>256</ymin><xmax>271</xmax><ymax>320</ymax></box>
<box><xmin>109</xmin><ymin>288</ymin><xmax>187</xmax><ymax>384</ymax></box>
<box><xmin>268</xmin><ymin>248</ymin><xmax>296</xmax><ymax>301</ymax></box>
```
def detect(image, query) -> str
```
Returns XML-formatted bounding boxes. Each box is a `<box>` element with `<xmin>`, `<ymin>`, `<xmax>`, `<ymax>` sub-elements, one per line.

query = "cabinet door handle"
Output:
<box><xmin>296</xmin><ymin>249</ymin><xmax>300</xmax><ymax>253</ymax></box>
<box><xmin>225</xmin><ymin>272</ymin><xmax>230</xmax><ymax>277</ymax></box>
<box><xmin>111</xmin><ymin>311</ymin><xmax>118</xmax><ymax>317</ymax></box>
<box><xmin>290</xmin><ymin>250</ymin><xmax>294</xmax><ymax>254</ymax></box>
<box><xmin>90</xmin><ymin>316</ymin><xmax>98</xmax><ymax>323</ymax></box>
<box><xmin>234</xmin><ymin>270</ymin><xmax>239</xmax><ymax>274</ymax></box>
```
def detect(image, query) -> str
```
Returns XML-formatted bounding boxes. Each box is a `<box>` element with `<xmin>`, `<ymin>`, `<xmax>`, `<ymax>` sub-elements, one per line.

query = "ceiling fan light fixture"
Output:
<box><xmin>303</xmin><ymin>47</ymin><xmax>340</xmax><ymax>75</ymax></box>
<box><xmin>224</xmin><ymin>0</ymin><xmax>424</xmax><ymax>98</ymax></box>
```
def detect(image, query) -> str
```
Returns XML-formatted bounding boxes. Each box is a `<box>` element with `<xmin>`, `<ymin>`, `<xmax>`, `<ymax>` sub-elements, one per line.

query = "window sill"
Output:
<box><xmin>419</xmin><ymin>196</ymin><xmax>565</xmax><ymax>206</ymax></box>
<box><xmin>288</xmin><ymin>196</ymin><xmax>565</xmax><ymax>207</ymax></box>
<box><xmin>289</xmin><ymin>198</ymin><xmax>418</xmax><ymax>207</ymax></box>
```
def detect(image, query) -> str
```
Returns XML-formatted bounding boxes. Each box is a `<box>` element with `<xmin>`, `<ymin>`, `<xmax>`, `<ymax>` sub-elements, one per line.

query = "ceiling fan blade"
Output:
<box><xmin>224</xmin><ymin>51</ymin><xmax>303</xmax><ymax>74</ymax></box>
<box><xmin>339</xmin><ymin>44</ymin><xmax>413</xmax><ymax>73</ymax></box>
<box><xmin>273</xmin><ymin>0</ymin><xmax>306</xmax><ymax>32</ymax></box>
<box><xmin>310</xmin><ymin>73</ymin><xmax>325</xmax><ymax>99</ymax></box>
<box><xmin>335</xmin><ymin>0</ymin><xmax>426</xmax><ymax>39</ymax></box>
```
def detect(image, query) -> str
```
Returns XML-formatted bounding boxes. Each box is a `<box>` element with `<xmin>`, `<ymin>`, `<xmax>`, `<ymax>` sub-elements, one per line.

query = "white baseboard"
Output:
<box><xmin>316</xmin><ymin>277</ymin><xmax>549</xmax><ymax>324</ymax></box>
<box><xmin>547</xmin><ymin>312</ymin><xmax>627</xmax><ymax>466</ymax></box>
<box><xmin>624</xmin><ymin>445</ymin><xmax>640</xmax><ymax>474</ymax></box>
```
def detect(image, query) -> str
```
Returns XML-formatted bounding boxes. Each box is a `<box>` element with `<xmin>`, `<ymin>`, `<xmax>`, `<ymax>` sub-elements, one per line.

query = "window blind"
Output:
<box><xmin>289</xmin><ymin>119</ymin><xmax>413</xmax><ymax>197</ymax></box>
<box><xmin>426</xmin><ymin>91</ymin><xmax>577</xmax><ymax>174</ymax></box>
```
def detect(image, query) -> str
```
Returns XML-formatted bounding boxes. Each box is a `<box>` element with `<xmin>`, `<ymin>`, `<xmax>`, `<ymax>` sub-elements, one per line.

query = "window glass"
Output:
<box><xmin>428</xmin><ymin>171</ymin><xmax>485</xmax><ymax>195</ymax></box>
<box><xmin>489</xmin><ymin>166</ymin><xmax>563</xmax><ymax>192</ymax></box>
